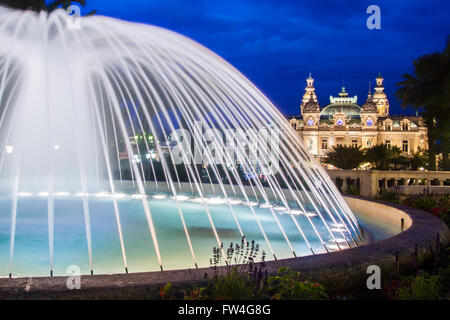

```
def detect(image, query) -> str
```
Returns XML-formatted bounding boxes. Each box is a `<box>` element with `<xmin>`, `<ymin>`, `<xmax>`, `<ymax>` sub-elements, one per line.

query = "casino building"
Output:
<box><xmin>289</xmin><ymin>73</ymin><xmax>428</xmax><ymax>161</ymax></box>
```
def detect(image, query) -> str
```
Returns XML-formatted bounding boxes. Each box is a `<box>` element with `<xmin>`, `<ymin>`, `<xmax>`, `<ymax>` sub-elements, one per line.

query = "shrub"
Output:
<box><xmin>160</xmin><ymin>238</ymin><xmax>328</xmax><ymax>300</ymax></box>
<box><xmin>346</xmin><ymin>185</ymin><xmax>360</xmax><ymax>196</ymax></box>
<box><xmin>266</xmin><ymin>267</ymin><xmax>328</xmax><ymax>300</ymax></box>
<box><xmin>395</xmin><ymin>271</ymin><xmax>441</xmax><ymax>300</ymax></box>
<box><xmin>378</xmin><ymin>189</ymin><xmax>400</xmax><ymax>203</ymax></box>
<box><xmin>411</xmin><ymin>195</ymin><xmax>438</xmax><ymax>212</ymax></box>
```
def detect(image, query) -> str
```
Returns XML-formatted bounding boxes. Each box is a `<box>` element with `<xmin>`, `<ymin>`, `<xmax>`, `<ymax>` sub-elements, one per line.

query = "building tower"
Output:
<box><xmin>372</xmin><ymin>73</ymin><xmax>389</xmax><ymax>116</ymax></box>
<box><xmin>301</xmin><ymin>73</ymin><xmax>318</xmax><ymax>113</ymax></box>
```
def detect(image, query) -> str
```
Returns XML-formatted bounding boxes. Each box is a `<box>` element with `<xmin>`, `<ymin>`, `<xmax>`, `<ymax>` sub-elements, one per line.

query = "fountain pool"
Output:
<box><xmin>0</xmin><ymin>193</ymin><xmax>401</xmax><ymax>277</ymax></box>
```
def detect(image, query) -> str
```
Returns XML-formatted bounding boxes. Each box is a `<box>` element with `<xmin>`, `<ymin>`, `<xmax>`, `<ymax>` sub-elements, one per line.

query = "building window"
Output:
<box><xmin>386</xmin><ymin>140</ymin><xmax>391</xmax><ymax>148</ymax></box>
<box><xmin>321</xmin><ymin>139</ymin><xmax>328</xmax><ymax>150</ymax></box>
<box><xmin>367</xmin><ymin>140</ymin><xmax>372</xmax><ymax>147</ymax></box>
<box><xmin>308</xmin><ymin>139</ymin><xmax>313</xmax><ymax>150</ymax></box>
<box><xmin>291</xmin><ymin>122</ymin><xmax>296</xmax><ymax>129</ymax></box>
<box><xmin>402</xmin><ymin>140</ymin><xmax>408</xmax><ymax>152</ymax></box>
<box><xmin>351</xmin><ymin>140</ymin><xmax>358</xmax><ymax>148</ymax></box>
<box><xmin>386</xmin><ymin>124</ymin><xmax>391</xmax><ymax>130</ymax></box>
<box><xmin>402</xmin><ymin>123</ymin><xmax>409</xmax><ymax>131</ymax></box>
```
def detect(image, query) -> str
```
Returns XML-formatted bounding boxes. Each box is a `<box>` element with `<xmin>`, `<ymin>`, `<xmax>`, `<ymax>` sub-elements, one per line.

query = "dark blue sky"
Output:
<box><xmin>81</xmin><ymin>0</ymin><xmax>449</xmax><ymax>116</ymax></box>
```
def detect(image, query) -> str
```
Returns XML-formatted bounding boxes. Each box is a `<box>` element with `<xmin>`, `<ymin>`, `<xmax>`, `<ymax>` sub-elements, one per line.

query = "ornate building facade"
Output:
<box><xmin>289</xmin><ymin>74</ymin><xmax>428</xmax><ymax>160</ymax></box>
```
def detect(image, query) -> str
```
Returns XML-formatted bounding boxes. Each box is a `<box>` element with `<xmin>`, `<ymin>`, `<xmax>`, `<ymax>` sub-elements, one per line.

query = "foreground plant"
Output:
<box><xmin>266</xmin><ymin>267</ymin><xmax>328</xmax><ymax>300</ymax></box>
<box><xmin>160</xmin><ymin>237</ymin><xmax>328</xmax><ymax>300</ymax></box>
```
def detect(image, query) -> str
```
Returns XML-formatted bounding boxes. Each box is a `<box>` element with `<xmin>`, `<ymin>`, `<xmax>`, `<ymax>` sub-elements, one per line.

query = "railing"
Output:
<box><xmin>326</xmin><ymin>170</ymin><xmax>450</xmax><ymax>197</ymax></box>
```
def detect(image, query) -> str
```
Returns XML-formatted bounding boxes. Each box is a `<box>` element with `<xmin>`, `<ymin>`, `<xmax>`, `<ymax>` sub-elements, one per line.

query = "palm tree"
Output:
<box><xmin>396</xmin><ymin>37</ymin><xmax>450</xmax><ymax>170</ymax></box>
<box><xmin>408</xmin><ymin>149</ymin><xmax>428</xmax><ymax>171</ymax></box>
<box><xmin>364</xmin><ymin>144</ymin><xmax>402</xmax><ymax>170</ymax></box>
<box><xmin>0</xmin><ymin>0</ymin><xmax>96</xmax><ymax>15</ymax></box>
<box><xmin>323</xmin><ymin>145</ymin><xmax>365</xmax><ymax>170</ymax></box>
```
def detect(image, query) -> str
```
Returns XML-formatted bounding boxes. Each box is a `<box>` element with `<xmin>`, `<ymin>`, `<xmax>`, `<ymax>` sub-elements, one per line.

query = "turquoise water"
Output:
<box><xmin>0</xmin><ymin>195</ymin><xmax>399</xmax><ymax>277</ymax></box>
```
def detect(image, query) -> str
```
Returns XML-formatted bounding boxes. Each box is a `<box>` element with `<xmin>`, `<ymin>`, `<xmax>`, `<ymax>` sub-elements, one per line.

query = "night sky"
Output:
<box><xmin>81</xmin><ymin>0</ymin><xmax>449</xmax><ymax>116</ymax></box>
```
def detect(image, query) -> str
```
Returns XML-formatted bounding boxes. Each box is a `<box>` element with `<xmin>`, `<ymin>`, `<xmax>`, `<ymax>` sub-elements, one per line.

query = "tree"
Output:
<box><xmin>364</xmin><ymin>144</ymin><xmax>402</xmax><ymax>170</ymax></box>
<box><xmin>0</xmin><ymin>0</ymin><xmax>96</xmax><ymax>15</ymax></box>
<box><xmin>396</xmin><ymin>37</ymin><xmax>450</xmax><ymax>170</ymax></box>
<box><xmin>408</xmin><ymin>149</ymin><xmax>428</xmax><ymax>171</ymax></box>
<box><xmin>323</xmin><ymin>145</ymin><xmax>365</xmax><ymax>170</ymax></box>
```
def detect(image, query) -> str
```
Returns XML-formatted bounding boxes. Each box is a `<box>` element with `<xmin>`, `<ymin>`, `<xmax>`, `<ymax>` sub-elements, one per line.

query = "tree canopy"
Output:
<box><xmin>396</xmin><ymin>37</ymin><xmax>450</xmax><ymax>170</ymax></box>
<box><xmin>0</xmin><ymin>0</ymin><xmax>96</xmax><ymax>15</ymax></box>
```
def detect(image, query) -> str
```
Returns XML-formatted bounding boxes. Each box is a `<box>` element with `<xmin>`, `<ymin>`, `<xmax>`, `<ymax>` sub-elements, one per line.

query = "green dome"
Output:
<box><xmin>320</xmin><ymin>103</ymin><xmax>361</xmax><ymax>119</ymax></box>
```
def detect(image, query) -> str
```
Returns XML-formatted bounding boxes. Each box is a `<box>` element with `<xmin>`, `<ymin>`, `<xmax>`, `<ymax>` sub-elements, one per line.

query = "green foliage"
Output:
<box><xmin>209</xmin><ymin>268</ymin><xmax>258</xmax><ymax>300</ymax></box>
<box><xmin>403</xmin><ymin>194</ymin><xmax>449</xmax><ymax>227</ymax></box>
<box><xmin>160</xmin><ymin>238</ymin><xmax>328</xmax><ymax>300</ymax></box>
<box><xmin>378</xmin><ymin>189</ymin><xmax>400</xmax><ymax>203</ymax></box>
<box><xmin>207</xmin><ymin>237</ymin><xmax>267</xmax><ymax>300</ymax></box>
<box><xmin>364</xmin><ymin>144</ymin><xmax>402</xmax><ymax>170</ymax></box>
<box><xmin>182</xmin><ymin>286</ymin><xmax>207</xmax><ymax>300</ymax></box>
<box><xmin>396</xmin><ymin>271</ymin><xmax>441</xmax><ymax>300</ymax></box>
<box><xmin>323</xmin><ymin>145</ymin><xmax>365</xmax><ymax>169</ymax></box>
<box><xmin>396</xmin><ymin>38</ymin><xmax>450</xmax><ymax>170</ymax></box>
<box><xmin>266</xmin><ymin>267</ymin><xmax>328</xmax><ymax>300</ymax></box>
<box><xmin>346</xmin><ymin>185</ymin><xmax>360</xmax><ymax>196</ymax></box>
<box><xmin>159</xmin><ymin>282</ymin><xmax>173</xmax><ymax>300</ymax></box>
<box><xmin>410</xmin><ymin>195</ymin><xmax>438</xmax><ymax>212</ymax></box>
<box><xmin>409</xmin><ymin>149</ymin><xmax>428</xmax><ymax>170</ymax></box>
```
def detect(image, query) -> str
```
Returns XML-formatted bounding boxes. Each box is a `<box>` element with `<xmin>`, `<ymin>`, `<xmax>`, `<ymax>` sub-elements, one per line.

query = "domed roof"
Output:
<box><xmin>362</xmin><ymin>93</ymin><xmax>377</xmax><ymax>113</ymax></box>
<box><xmin>303</xmin><ymin>93</ymin><xmax>320</xmax><ymax>113</ymax></box>
<box><xmin>320</xmin><ymin>87</ymin><xmax>361</xmax><ymax>119</ymax></box>
<box><xmin>320</xmin><ymin>104</ymin><xmax>361</xmax><ymax>118</ymax></box>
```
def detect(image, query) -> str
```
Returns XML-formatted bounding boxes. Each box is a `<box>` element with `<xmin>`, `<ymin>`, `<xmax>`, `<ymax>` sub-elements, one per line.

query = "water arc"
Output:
<box><xmin>0</xmin><ymin>7</ymin><xmax>361</xmax><ymax>276</ymax></box>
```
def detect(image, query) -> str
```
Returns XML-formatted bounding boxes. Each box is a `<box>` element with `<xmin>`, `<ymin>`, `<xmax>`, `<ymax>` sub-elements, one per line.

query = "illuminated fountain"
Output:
<box><xmin>0</xmin><ymin>6</ymin><xmax>365</xmax><ymax>277</ymax></box>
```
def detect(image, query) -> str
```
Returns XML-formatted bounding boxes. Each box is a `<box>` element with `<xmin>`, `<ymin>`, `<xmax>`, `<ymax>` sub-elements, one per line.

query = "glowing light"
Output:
<box><xmin>173</xmin><ymin>195</ymin><xmax>189</xmax><ymax>201</ymax></box>
<box><xmin>273</xmin><ymin>206</ymin><xmax>287</xmax><ymax>211</ymax></box>
<box><xmin>152</xmin><ymin>195</ymin><xmax>167</xmax><ymax>200</ymax></box>
<box><xmin>245</xmin><ymin>201</ymin><xmax>259</xmax><ymax>207</ymax></box>
<box><xmin>259</xmin><ymin>203</ymin><xmax>272</xmax><ymax>208</ymax></box>
<box><xmin>37</xmin><ymin>192</ymin><xmax>49</xmax><ymax>197</ymax></box>
<box><xmin>331</xmin><ymin>228</ymin><xmax>347</xmax><ymax>233</ymax></box>
<box><xmin>18</xmin><ymin>192</ymin><xmax>32</xmax><ymax>197</ymax></box>
<box><xmin>95</xmin><ymin>192</ymin><xmax>109</xmax><ymax>197</ymax></box>
<box><xmin>206</xmin><ymin>197</ymin><xmax>225</xmax><ymax>205</ymax></box>
<box><xmin>227</xmin><ymin>199</ymin><xmax>242</xmax><ymax>205</ymax></box>
<box><xmin>54</xmin><ymin>145</ymin><xmax>60</xmax><ymax>150</ymax></box>
<box><xmin>304</xmin><ymin>212</ymin><xmax>318</xmax><ymax>218</ymax></box>
<box><xmin>75</xmin><ymin>192</ymin><xmax>89</xmax><ymax>197</ymax></box>
<box><xmin>112</xmin><ymin>193</ymin><xmax>126</xmax><ymax>199</ymax></box>
<box><xmin>131</xmin><ymin>194</ymin><xmax>144</xmax><ymax>199</ymax></box>
<box><xmin>6</xmin><ymin>145</ymin><xmax>13</xmax><ymax>154</ymax></box>
<box><xmin>191</xmin><ymin>197</ymin><xmax>205</xmax><ymax>203</ymax></box>
<box><xmin>331</xmin><ymin>223</ymin><xmax>345</xmax><ymax>228</ymax></box>
<box><xmin>54</xmin><ymin>192</ymin><xmax>70</xmax><ymax>196</ymax></box>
